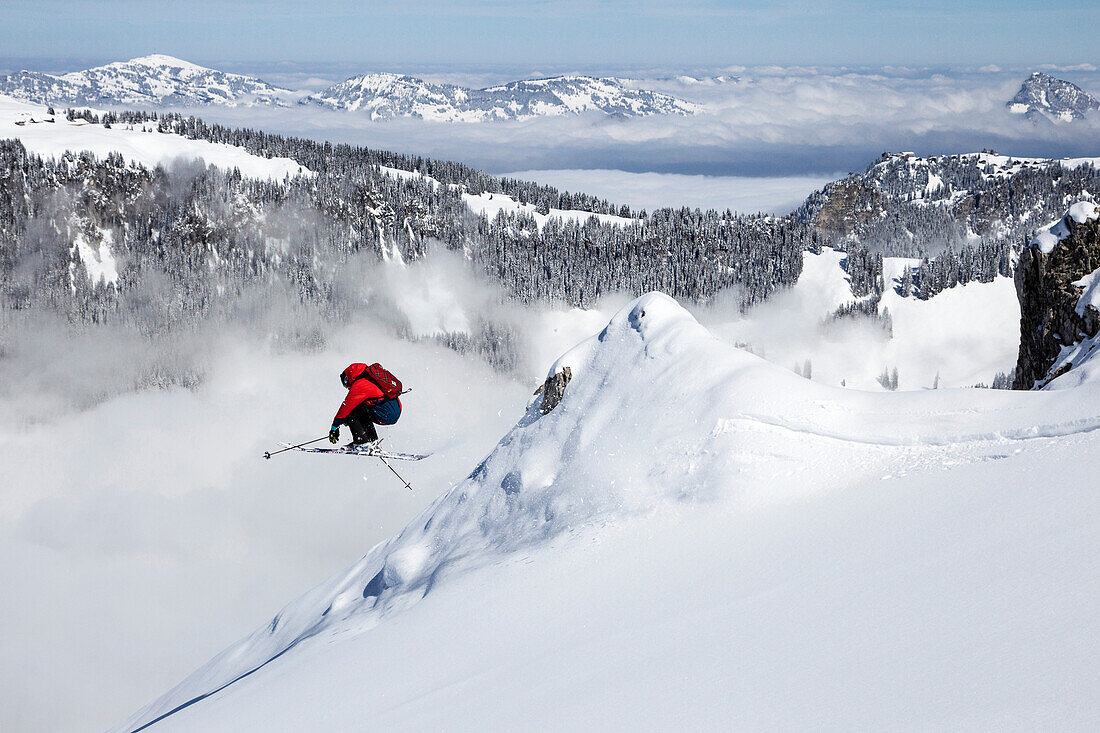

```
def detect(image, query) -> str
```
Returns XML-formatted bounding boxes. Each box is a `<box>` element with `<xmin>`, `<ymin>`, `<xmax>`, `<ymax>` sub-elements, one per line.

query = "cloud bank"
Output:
<box><xmin>190</xmin><ymin>65</ymin><xmax>1100</xmax><ymax>179</ymax></box>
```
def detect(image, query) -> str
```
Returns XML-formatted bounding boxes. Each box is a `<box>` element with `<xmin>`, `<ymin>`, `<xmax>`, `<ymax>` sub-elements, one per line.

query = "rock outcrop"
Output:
<box><xmin>1014</xmin><ymin>203</ymin><xmax>1100</xmax><ymax>388</ymax></box>
<box><xmin>534</xmin><ymin>366</ymin><xmax>573</xmax><ymax>414</ymax></box>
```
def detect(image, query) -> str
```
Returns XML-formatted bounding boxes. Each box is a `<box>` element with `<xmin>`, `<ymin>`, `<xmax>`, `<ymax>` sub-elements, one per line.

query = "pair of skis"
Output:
<box><xmin>264</xmin><ymin>438</ymin><xmax>429</xmax><ymax>491</ymax></box>
<box><xmin>285</xmin><ymin>443</ymin><xmax>429</xmax><ymax>461</ymax></box>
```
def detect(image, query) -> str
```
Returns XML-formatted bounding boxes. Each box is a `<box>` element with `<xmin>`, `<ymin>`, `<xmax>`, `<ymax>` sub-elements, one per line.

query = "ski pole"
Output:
<box><xmin>264</xmin><ymin>435</ymin><xmax>328</xmax><ymax>460</ymax></box>
<box><xmin>375</xmin><ymin>454</ymin><xmax>413</xmax><ymax>491</ymax></box>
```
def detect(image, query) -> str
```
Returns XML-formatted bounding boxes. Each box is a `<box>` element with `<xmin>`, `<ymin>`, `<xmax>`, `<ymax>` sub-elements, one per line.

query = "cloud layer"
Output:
<box><xmin>191</xmin><ymin>65</ymin><xmax>1100</xmax><ymax>179</ymax></box>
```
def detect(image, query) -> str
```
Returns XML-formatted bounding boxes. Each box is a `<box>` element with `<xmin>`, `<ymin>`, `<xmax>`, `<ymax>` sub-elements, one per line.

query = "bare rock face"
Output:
<box><xmin>534</xmin><ymin>366</ymin><xmax>573</xmax><ymax>414</ymax></box>
<box><xmin>1014</xmin><ymin>210</ymin><xmax>1100</xmax><ymax>388</ymax></box>
<box><xmin>809</xmin><ymin>177</ymin><xmax>882</xmax><ymax>237</ymax></box>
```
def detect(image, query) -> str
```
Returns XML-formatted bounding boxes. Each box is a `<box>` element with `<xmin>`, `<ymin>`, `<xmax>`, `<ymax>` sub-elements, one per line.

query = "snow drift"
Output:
<box><xmin>119</xmin><ymin>293</ymin><xmax>1100</xmax><ymax>732</ymax></box>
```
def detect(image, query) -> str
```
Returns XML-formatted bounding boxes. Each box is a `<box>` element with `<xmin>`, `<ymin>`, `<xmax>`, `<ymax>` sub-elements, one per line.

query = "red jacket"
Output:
<box><xmin>334</xmin><ymin>363</ymin><xmax>386</xmax><ymax>422</ymax></box>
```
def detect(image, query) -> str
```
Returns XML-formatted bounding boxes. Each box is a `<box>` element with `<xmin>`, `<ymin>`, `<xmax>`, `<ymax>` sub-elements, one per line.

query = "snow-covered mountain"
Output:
<box><xmin>0</xmin><ymin>55</ymin><xmax>294</xmax><ymax>108</ymax></box>
<box><xmin>798</xmin><ymin>150</ymin><xmax>1100</xmax><ymax>252</ymax></box>
<box><xmin>118</xmin><ymin>293</ymin><xmax>1100</xmax><ymax>731</ymax></box>
<box><xmin>1007</xmin><ymin>71</ymin><xmax>1100</xmax><ymax>123</ymax></box>
<box><xmin>302</xmin><ymin>72</ymin><xmax>699</xmax><ymax>121</ymax></box>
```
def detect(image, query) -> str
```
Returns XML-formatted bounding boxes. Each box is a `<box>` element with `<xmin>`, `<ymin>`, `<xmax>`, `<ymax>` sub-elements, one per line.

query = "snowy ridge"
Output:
<box><xmin>119</xmin><ymin>293</ymin><xmax>1100</xmax><ymax>731</ymax></box>
<box><xmin>0</xmin><ymin>55</ymin><xmax>294</xmax><ymax>108</ymax></box>
<box><xmin>303</xmin><ymin>72</ymin><xmax>698</xmax><ymax>121</ymax></box>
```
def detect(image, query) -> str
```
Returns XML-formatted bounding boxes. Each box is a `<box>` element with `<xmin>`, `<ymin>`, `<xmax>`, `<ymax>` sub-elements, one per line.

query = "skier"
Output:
<box><xmin>329</xmin><ymin>363</ymin><xmax>402</xmax><ymax>447</ymax></box>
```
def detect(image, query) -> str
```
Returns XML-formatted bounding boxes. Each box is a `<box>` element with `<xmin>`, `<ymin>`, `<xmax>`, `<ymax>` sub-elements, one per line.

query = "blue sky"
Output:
<box><xmin>3</xmin><ymin>0</ymin><xmax>1098</xmax><ymax>71</ymax></box>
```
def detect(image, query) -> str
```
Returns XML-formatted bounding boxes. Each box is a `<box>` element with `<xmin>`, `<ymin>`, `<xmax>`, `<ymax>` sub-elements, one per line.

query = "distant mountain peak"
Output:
<box><xmin>303</xmin><ymin>72</ymin><xmax>699</xmax><ymax>121</ymax></box>
<box><xmin>0</xmin><ymin>55</ymin><xmax>293</xmax><ymax>108</ymax></box>
<box><xmin>115</xmin><ymin>54</ymin><xmax>207</xmax><ymax>70</ymax></box>
<box><xmin>1007</xmin><ymin>71</ymin><xmax>1099</xmax><ymax>123</ymax></box>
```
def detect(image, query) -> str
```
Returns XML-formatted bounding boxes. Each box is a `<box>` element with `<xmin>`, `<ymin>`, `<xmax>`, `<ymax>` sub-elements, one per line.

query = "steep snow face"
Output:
<box><xmin>0</xmin><ymin>96</ymin><xmax>310</xmax><ymax>180</ymax></box>
<box><xmin>0</xmin><ymin>55</ymin><xmax>294</xmax><ymax>108</ymax></box>
<box><xmin>303</xmin><ymin>73</ymin><xmax>698</xmax><ymax>121</ymax></box>
<box><xmin>120</xmin><ymin>293</ymin><xmax>1100</xmax><ymax>732</ymax></box>
<box><xmin>1007</xmin><ymin>71</ymin><xmax>1100</xmax><ymax>123</ymax></box>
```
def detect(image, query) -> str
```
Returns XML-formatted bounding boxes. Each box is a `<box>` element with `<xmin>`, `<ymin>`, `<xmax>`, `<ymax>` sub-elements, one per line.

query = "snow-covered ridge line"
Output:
<box><xmin>0</xmin><ymin>55</ymin><xmax>700</xmax><ymax>121</ymax></box>
<box><xmin>0</xmin><ymin>95</ymin><xmax>311</xmax><ymax>180</ymax></box>
<box><xmin>0</xmin><ymin>54</ymin><xmax>296</xmax><ymax>108</ymax></box>
<box><xmin>303</xmin><ymin>72</ymin><xmax>699</xmax><ymax>121</ymax></box>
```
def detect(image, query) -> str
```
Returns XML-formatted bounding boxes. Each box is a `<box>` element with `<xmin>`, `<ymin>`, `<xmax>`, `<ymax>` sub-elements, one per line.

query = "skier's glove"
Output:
<box><xmin>329</xmin><ymin>425</ymin><xmax>340</xmax><ymax>444</ymax></box>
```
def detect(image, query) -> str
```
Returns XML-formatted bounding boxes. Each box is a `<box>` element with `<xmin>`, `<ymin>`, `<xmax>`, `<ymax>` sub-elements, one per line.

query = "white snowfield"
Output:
<box><xmin>120</xmin><ymin>294</ymin><xmax>1100</xmax><ymax>732</ymax></box>
<box><xmin>0</xmin><ymin>95</ymin><xmax>310</xmax><ymax>180</ymax></box>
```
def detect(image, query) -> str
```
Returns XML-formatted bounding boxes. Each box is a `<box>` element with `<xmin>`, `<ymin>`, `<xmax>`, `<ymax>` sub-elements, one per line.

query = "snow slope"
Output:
<box><xmin>120</xmin><ymin>293</ymin><xmax>1100</xmax><ymax>731</ymax></box>
<box><xmin>0</xmin><ymin>95</ymin><xmax>310</xmax><ymax>180</ymax></box>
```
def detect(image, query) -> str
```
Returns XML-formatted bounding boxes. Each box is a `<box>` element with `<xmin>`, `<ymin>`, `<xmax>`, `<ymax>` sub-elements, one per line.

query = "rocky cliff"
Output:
<box><xmin>1014</xmin><ymin>203</ymin><xmax>1100</xmax><ymax>388</ymax></box>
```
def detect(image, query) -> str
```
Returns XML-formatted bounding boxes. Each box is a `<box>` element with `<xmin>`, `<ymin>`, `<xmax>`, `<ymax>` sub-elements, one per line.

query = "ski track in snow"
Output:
<box><xmin>117</xmin><ymin>293</ymin><xmax>1100</xmax><ymax>732</ymax></box>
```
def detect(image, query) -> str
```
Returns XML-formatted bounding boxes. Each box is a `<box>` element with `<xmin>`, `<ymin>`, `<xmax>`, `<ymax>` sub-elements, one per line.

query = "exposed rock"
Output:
<box><xmin>534</xmin><ymin>366</ymin><xmax>573</xmax><ymax>414</ymax></box>
<box><xmin>1014</xmin><ymin>204</ymin><xmax>1100</xmax><ymax>388</ymax></box>
<box><xmin>810</xmin><ymin>177</ymin><xmax>882</xmax><ymax>237</ymax></box>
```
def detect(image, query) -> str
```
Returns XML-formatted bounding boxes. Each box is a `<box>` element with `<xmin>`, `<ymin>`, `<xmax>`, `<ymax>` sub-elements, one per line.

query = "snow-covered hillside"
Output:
<box><xmin>303</xmin><ymin>73</ymin><xmax>699</xmax><ymax>121</ymax></box>
<box><xmin>120</xmin><ymin>294</ymin><xmax>1100</xmax><ymax>731</ymax></box>
<box><xmin>0</xmin><ymin>95</ymin><xmax>309</xmax><ymax>179</ymax></box>
<box><xmin>0</xmin><ymin>55</ymin><xmax>294</xmax><ymax>108</ymax></box>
